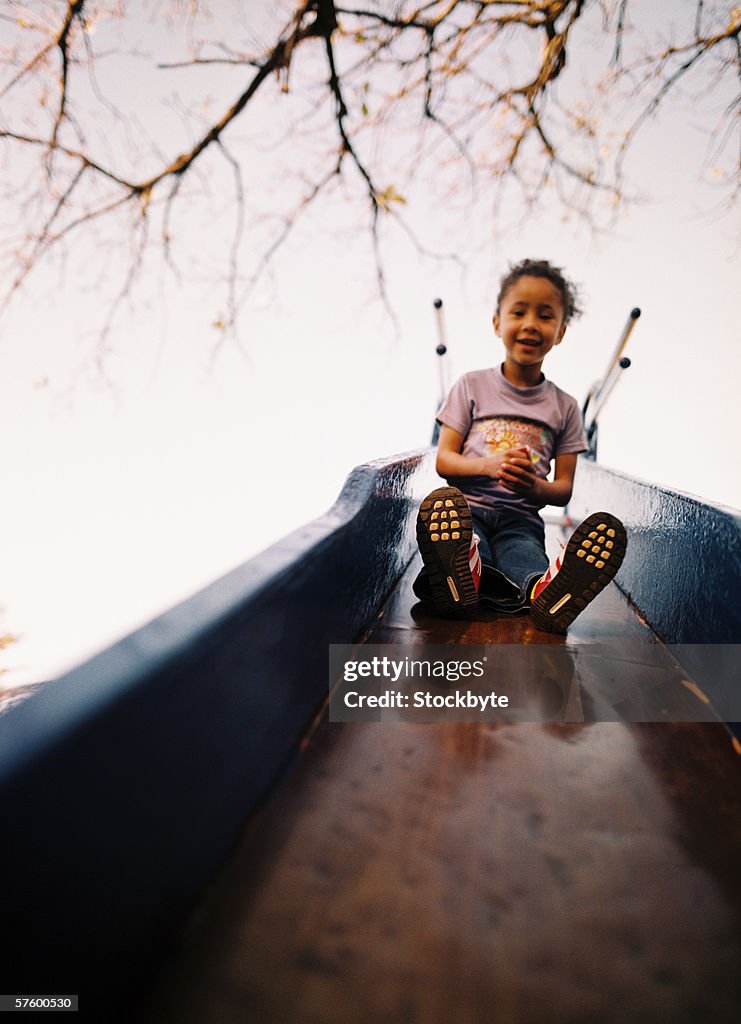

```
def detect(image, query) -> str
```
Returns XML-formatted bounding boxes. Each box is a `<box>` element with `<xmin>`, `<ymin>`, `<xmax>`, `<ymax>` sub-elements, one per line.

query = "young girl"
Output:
<box><xmin>414</xmin><ymin>258</ymin><xmax>626</xmax><ymax>634</ymax></box>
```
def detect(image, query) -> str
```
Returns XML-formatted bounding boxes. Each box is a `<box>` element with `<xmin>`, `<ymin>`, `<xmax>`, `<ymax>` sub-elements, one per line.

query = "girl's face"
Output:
<box><xmin>493</xmin><ymin>275</ymin><xmax>567</xmax><ymax>380</ymax></box>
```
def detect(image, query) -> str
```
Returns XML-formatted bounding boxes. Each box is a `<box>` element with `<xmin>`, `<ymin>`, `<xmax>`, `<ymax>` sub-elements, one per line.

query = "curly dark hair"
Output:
<box><xmin>496</xmin><ymin>259</ymin><xmax>583</xmax><ymax>324</ymax></box>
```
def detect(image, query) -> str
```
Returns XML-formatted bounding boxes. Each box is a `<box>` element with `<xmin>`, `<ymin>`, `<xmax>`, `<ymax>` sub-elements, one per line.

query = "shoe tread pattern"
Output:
<box><xmin>416</xmin><ymin>487</ymin><xmax>478</xmax><ymax>613</ymax></box>
<box><xmin>530</xmin><ymin>511</ymin><xmax>627</xmax><ymax>634</ymax></box>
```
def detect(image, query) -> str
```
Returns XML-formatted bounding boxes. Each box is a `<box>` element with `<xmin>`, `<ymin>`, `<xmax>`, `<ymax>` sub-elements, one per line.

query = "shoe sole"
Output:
<box><xmin>530</xmin><ymin>512</ymin><xmax>627</xmax><ymax>634</ymax></box>
<box><xmin>416</xmin><ymin>487</ymin><xmax>478</xmax><ymax>613</ymax></box>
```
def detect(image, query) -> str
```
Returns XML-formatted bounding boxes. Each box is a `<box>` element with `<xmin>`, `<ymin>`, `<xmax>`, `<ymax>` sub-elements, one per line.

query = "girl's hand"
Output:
<box><xmin>479</xmin><ymin>451</ymin><xmax>510</xmax><ymax>478</ymax></box>
<box><xmin>499</xmin><ymin>447</ymin><xmax>538</xmax><ymax>495</ymax></box>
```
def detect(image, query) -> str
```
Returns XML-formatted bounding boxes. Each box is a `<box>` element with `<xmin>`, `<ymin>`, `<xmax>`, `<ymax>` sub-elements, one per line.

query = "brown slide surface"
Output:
<box><xmin>141</xmin><ymin>547</ymin><xmax>741</xmax><ymax>1024</ymax></box>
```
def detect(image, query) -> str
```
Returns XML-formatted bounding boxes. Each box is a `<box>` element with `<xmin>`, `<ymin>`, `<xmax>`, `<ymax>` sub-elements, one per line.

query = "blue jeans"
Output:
<box><xmin>470</xmin><ymin>506</ymin><xmax>549</xmax><ymax>610</ymax></box>
<box><xmin>414</xmin><ymin>505</ymin><xmax>549</xmax><ymax>612</ymax></box>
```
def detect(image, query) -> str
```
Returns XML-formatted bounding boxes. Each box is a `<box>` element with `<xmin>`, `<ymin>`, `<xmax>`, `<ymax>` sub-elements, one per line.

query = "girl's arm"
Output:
<box><xmin>534</xmin><ymin>452</ymin><xmax>578</xmax><ymax>507</ymax></box>
<box><xmin>500</xmin><ymin>450</ymin><xmax>578</xmax><ymax>506</ymax></box>
<box><xmin>435</xmin><ymin>425</ymin><xmax>510</xmax><ymax>479</ymax></box>
<box><xmin>437</xmin><ymin>426</ymin><xmax>579</xmax><ymax>505</ymax></box>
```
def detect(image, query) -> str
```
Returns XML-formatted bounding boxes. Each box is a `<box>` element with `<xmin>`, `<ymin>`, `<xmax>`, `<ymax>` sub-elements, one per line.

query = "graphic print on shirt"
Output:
<box><xmin>475</xmin><ymin>417</ymin><xmax>553</xmax><ymax>465</ymax></box>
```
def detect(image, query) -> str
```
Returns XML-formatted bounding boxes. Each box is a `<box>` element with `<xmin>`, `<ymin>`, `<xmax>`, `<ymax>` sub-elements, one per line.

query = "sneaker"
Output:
<box><xmin>529</xmin><ymin>512</ymin><xmax>627</xmax><ymax>633</ymax></box>
<box><xmin>416</xmin><ymin>486</ymin><xmax>481</xmax><ymax>613</ymax></box>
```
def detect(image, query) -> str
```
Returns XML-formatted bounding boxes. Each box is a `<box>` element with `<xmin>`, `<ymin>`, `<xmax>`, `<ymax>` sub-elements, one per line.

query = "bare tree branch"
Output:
<box><xmin>0</xmin><ymin>0</ymin><xmax>739</xmax><ymax>355</ymax></box>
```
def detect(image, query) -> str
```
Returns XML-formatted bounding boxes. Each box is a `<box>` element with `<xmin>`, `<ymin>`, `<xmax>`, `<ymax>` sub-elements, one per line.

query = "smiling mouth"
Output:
<box><xmin>517</xmin><ymin>339</ymin><xmax>541</xmax><ymax>347</ymax></box>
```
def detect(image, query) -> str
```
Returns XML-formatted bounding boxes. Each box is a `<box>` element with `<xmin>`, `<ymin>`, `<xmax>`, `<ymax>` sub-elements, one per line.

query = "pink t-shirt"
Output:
<box><xmin>437</xmin><ymin>364</ymin><xmax>587</xmax><ymax>516</ymax></box>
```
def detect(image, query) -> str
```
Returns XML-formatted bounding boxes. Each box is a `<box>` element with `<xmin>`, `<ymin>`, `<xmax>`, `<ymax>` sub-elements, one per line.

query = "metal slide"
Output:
<box><xmin>137</xmin><ymin>514</ymin><xmax>741</xmax><ymax>1024</ymax></box>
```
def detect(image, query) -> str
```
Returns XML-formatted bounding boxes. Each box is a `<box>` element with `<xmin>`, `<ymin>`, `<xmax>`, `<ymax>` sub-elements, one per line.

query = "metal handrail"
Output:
<box><xmin>582</xmin><ymin>307</ymin><xmax>640</xmax><ymax>458</ymax></box>
<box><xmin>431</xmin><ymin>297</ymin><xmax>450</xmax><ymax>444</ymax></box>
